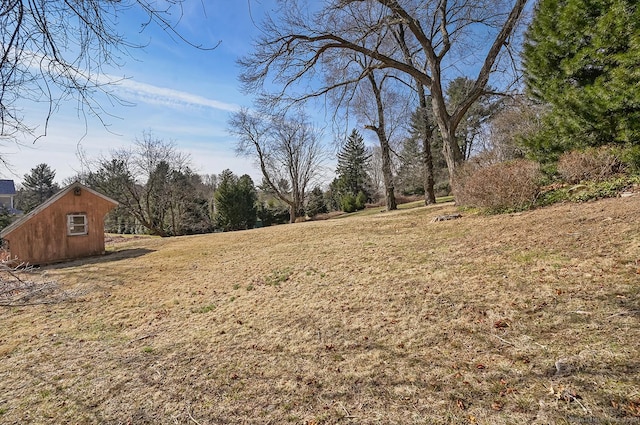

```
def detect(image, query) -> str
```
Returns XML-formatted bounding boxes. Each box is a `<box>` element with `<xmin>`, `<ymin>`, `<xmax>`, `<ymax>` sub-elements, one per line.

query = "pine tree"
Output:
<box><xmin>396</xmin><ymin>136</ymin><xmax>425</xmax><ymax>196</ymax></box>
<box><xmin>523</xmin><ymin>0</ymin><xmax>640</xmax><ymax>158</ymax></box>
<box><xmin>396</xmin><ymin>109</ymin><xmax>449</xmax><ymax>197</ymax></box>
<box><xmin>214</xmin><ymin>170</ymin><xmax>257</xmax><ymax>231</ymax></box>
<box><xmin>0</xmin><ymin>206</ymin><xmax>14</xmax><ymax>230</ymax></box>
<box><xmin>335</xmin><ymin>129</ymin><xmax>372</xmax><ymax>199</ymax></box>
<box><xmin>305</xmin><ymin>186</ymin><xmax>327</xmax><ymax>218</ymax></box>
<box><xmin>237</xmin><ymin>174</ymin><xmax>258</xmax><ymax>229</ymax></box>
<box><xmin>17</xmin><ymin>163</ymin><xmax>60</xmax><ymax>212</ymax></box>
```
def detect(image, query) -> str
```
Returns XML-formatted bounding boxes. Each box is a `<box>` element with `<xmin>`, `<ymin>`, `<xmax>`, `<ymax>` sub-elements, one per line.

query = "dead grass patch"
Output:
<box><xmin>0</xmin><ymin>198</ymin><xmax>639</xmax><ymax>423</ymax></box>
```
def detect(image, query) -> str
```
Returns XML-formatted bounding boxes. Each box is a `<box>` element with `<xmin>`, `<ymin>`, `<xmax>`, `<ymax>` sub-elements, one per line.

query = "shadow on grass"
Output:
<box><xmin>43</xmin><ymin>248</ymin><xmax>155</xmax><ymax>270</ymax></box>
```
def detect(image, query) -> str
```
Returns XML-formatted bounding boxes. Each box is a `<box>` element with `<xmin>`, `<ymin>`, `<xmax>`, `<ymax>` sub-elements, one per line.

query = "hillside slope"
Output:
<box><xmin>1</xmin><ymin>198</ymin><xmax>639</xmax><ymax>424</ymax></box>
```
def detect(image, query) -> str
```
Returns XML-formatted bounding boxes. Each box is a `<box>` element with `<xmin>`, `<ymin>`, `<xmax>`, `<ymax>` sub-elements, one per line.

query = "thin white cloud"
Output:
<box><xmin>17</xmin><ymin>48</ymin><xmax>241</xmax><ymax>113</ymax></box>
<box><xmin>111</xmin><ymin>78</ymin><xmax>241</xmax><ymax>113</ymax></box>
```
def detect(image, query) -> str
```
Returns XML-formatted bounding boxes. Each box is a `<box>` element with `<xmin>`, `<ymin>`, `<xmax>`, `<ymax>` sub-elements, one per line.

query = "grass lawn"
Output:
<box><xmin>1</xmin><ymin>196</ymin><xmax>639</xmax><ymax>424</ymax></box>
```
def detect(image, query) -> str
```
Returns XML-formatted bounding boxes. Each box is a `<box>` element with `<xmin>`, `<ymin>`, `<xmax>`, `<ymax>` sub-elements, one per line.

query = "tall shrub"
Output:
<box><xmin>453</xmin><ymin>160</ymin><xmax>542</xmax><ymax>212</ymax></box>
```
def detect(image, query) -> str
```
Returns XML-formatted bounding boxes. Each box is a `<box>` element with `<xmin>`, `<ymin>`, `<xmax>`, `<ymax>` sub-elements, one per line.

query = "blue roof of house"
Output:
<box><xmin>0</xmin><ymin>180</ymin><xmax>16</xmax><ymax>195</ymax></box>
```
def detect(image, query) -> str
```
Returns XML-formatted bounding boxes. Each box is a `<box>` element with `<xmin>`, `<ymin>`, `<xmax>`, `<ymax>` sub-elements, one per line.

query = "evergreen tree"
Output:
<box><xmin>255</xmin><ymin>178</ymin><xmax>291</xmax><ymax>226</ymax></box>
<box><xmin>214</xmin><ymin>170</ymin><xmax>257</xmax><ymax>231</ymax></box>
<box><xmin>396</xmin><ymin>109</ymin><xmax>449</xmax><ymax>197</ymax></box>
<box><xmin>396</xmin><ymin>135</ymin><xmax>426</xmax><ymax>196</ymax></box>
<box><xmin>175</xmin><ymin>171</ymin><xmax>215</xmax><ymax>235</ymax></box>
<box><xmin>164</xmin><ymin>168</ymin><xmax>213</xmax><ymax>236</ymax></box>
<box><xmin>0</xmin><ymin>206</ymin><xmax>14</xmax><ymax>230</ymax></box>
<box><xmin>256</xmin><ymin>200</ymin><xmax>290</xmax><ymax>227</ymax></box>
<box><xmin>335</xmin><ymin>129</ymin><xmax>372</xmax><ymax>200</ymax></box>
<box><xmin>305</xmin><ymin>186</ymin><xmax>327</xmax><ymax>217</ymax></box>
<box><xmin>86</xmin><ymin>158</ymin><xmax>140</xmax><ymax>234</ymax></box>
<box><xmin>523</xmin><ymin>0</ymin><xmax>640</xmax><ymax>158</ymax></box>
<box><xmin>147</xmin><ymin>160</ymin><xmax>171</xmax><ymax>233</ymax></box>
<box><xmin>16</xmin><ymin>163</ymin><xmax>60</xmax><ymax>212</ymax></box>
<box><xmin>324</xmin><ymin>179</ymin><xmax>341</xmax><ymax>212</ymax></box>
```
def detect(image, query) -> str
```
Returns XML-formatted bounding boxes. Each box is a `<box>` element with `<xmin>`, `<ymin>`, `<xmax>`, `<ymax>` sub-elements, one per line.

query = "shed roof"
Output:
<box><xmin>0</xmin><ymin>180</ymin><xmax>16</xmax><ymax>195</ymax></box>
<box><xmin>0</xmin><ymin>181</ymin><xmax>118</xmax><ymax>238</ymax></box>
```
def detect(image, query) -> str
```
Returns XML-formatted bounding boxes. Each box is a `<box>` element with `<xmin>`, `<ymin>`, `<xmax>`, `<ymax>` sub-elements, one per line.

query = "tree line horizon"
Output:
<box><xmin>1</xmin><ymin>0</ymin><xmax>637</xmax><ymax>231</ymax></box>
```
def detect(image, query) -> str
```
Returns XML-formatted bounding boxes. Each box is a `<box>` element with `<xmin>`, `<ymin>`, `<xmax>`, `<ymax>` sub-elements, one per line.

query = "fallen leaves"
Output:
<box><xmin>547</xmin><ymin>384</ymin><xmax>592</xmax><ymax>414</ymax></box>
<box><xmin>494</xmin><ymin>318</ymin><xmax>510</xmax><ymax>329</ymax></box>
<box><xmin>611</xmin><ymin>399</ymin><xmax>640</xmax><ymax>417</ymax></box>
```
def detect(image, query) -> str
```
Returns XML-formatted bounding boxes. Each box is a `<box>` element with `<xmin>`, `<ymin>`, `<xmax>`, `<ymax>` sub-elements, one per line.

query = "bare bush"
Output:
<box><xmin>557</xmin><ymin>146</ymin><xmax>624</xmax><ymax>184</ymax></box>
<box><xmin>453</xmin><ymin>159</ymin><xmax>542</xmax><ymax>212</ymax></box>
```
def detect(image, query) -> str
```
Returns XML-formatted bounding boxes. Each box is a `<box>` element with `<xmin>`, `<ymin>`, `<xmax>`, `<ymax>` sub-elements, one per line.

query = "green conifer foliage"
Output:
<box><xmin>305</xmin><ymin>186</ymin><xmax>327</xmax><ymax>218</ymax></box>
<box><xmin>335</xmin><ymin>129</ymin><xmax>372</xmax><ymax>200</ymax></box>
<box><xmin>214</xmin><ymin>170</ymin><xmax>257</xmax><ymax>231</ymax></box>
<box><xmin>523</xmin><ymin>0</ymin><xmax>640</xmax><ymax>158</ymax></box>
<box><xmin>17</xmin><ymin>163</ymin><xmax>60</xmax><ymax>213</ymax></box>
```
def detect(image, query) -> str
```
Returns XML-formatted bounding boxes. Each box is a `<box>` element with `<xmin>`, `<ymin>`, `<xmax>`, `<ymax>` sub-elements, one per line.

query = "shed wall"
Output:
<box><xmin>3</xmin><ymin>189</ymin><xmax>116</xmax><ymax>264</ymax></box>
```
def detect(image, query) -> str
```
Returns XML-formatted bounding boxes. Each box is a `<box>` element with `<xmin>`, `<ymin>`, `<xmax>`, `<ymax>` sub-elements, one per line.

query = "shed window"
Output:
<box><xmin>67</xmin><ymin>214</ymin><xmax>88</xmax><ymax>235</ymax></box>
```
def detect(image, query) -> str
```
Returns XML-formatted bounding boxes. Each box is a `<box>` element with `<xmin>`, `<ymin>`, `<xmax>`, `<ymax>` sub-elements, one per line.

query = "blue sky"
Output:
<box><xmin>3</xmin><ymin>1</ymin><xmax>279</xmax><ymax>185</ymax></box>
<box><xmin>3</xmin><ymin>1</ymin><xmax>529</xmax><ymax>187</ymax></box>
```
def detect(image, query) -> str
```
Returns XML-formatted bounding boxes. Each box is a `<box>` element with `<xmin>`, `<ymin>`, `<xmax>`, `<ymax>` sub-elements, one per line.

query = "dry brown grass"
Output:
<box><xmin>1</xmin><ymin>198</ymin><xmax>639</xmax><ymax>424</ymax></box>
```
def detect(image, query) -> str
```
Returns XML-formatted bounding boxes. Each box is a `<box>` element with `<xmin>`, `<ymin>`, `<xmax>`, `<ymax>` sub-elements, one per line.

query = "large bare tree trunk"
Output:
<box><xmin>366</xmin><ymin>72</ymin><xmax>397</xmax><ymax>211</ymax></box>
<box><xmin>418</xmin><ymin>90</ymin><xmax>436</xmax><ymax>205</ymax></box>
<box><xmin>238</xmin><ymin>0</ymin><xmax>530</xmax><ymax>194</ymax></box>
<box><xmin>439</xmin><ymin>123</ymin><xmax>465</xmax><ymax>185</ymax></box>
<box><xmin>393</xmin><ymin>24</ymin><xmax>436</xmax><ymax>205</ymax></box>
<box><xmin>429</xmin><ymin>77</ymin><xmax>465</xmax><ymax>185</ymax></box>
<box><xmin>366</xmin><ymin>124</ymin><xmax>397</xmax><ymax>211</ymax></box>
<box><xmin>289</xmin><ymin>204</ymin><xmax>296</xmax><ymax>224</ymax></box>
<box><xmin>379</xmin><ymin>131</ymin><xmax>397</xmax><ymax>211</ymax></box>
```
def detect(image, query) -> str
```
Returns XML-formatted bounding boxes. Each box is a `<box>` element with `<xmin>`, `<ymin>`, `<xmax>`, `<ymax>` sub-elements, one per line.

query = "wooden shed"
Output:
<box><xmin>0</xmin><ymin>182</ymin><xmax>118</xmax><ymax>265</ymax></box>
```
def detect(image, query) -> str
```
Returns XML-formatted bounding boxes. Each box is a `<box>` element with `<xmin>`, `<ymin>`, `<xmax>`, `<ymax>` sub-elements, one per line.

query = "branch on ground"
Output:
<box><xmin>0</xmin><ymin>262</ymin><xmax>84</xmax><ymax>307</ymax></box>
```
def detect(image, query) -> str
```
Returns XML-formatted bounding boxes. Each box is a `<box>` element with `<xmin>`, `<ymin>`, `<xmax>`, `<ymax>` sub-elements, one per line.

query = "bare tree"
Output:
<box><xmin>328</xmin><ymin>53</ymin><xmax>409</xmax><ymax>210</ymax></box>
<box><xmin>392</xmin><ymin>23</ymin><xmax>437</xmax><ymax>204</ymax></box>
<box><xmin>485</xmin><ymin>96</ymin><xmax>544</xmax><ymax>163</ymax></box>
<box><xmin>228</xmin><ymin>109</ymin><xmax>326</xmax><ymax>223</ymax></box>
<box><xmin>321</xmin><ymin>44</ymin><xmax>412</xmax><ymax>210</ymax></box>
<box><xmin>87</xmin><ymin>133</ymin><xmax>192</xmax><ymax>236</ymax></box>
<box><xmin>239</xmin><ymin>0</ymin><xmax>528</xmax><ymax>186</ymax></box>
<box><xmin>367</xmin><ymin>146</ymin><xmax>385</xmax><ymax>201</ymax></box>
<box><xmin>360</xmin><ymin>70</ymin><xmax>399</xmax><ymax>210</ymax></box>
<box><xmin>0</xmin><ymin>0</ymin><xmax>216</xmax><ymax>141</ymax></box>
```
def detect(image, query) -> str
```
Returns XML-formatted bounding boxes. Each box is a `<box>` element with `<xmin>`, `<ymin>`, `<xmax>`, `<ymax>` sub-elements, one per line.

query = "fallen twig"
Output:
<box><xmin>431</xmin><ymin>213</ymin><xmax>462</xmax><ymax>223</ymax></box>
<box><xmin>0</xmin><ymin>262</ymin><xmax>77</xmax><ymax>307</ymax></box>
<box><xmin>187</xmin><ymin>411</ymin><xmax>202</xmax><ymax>425</ymax></box>
<box><xmin>607</xmin><ymin>310</ymin><xmax>639</xmax><ymax>319</ymax></box>
<box><xmin>533</xmin><ymin>341</ymin><xmax>548</xmax><ymax>350</ymax></box>
<box><xmin>490</xmin><ymin>333</ymin><xmax>515</xmax><ymax>346</ymax></box>
<box><xmin>127</xmin><ymin>333</ymin><xmax>158</xmax><ymax>345</ymax></box>
<box><xmin>568</xmin><ymin>393</ymin><xmax>591</xmax><ymax>414</ymax></box>
<box><xmin>339</xmin><ymin>402</ymin><xmax>357</xmax><ymax>418</ymax></box>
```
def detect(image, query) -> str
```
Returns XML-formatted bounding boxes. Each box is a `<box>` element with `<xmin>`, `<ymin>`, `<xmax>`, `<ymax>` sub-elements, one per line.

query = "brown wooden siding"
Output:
<box><xmin>3</xmin><ymin>188</ymin><xmax>116</xmax><ymax>265</ymax></box>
